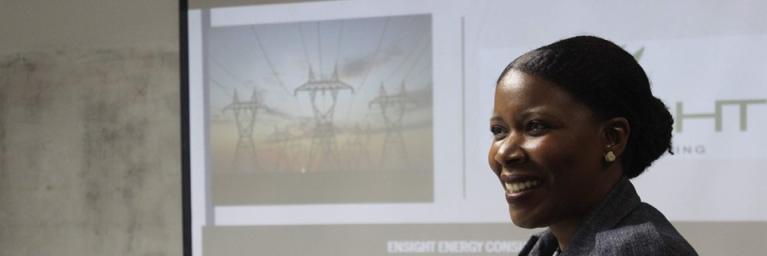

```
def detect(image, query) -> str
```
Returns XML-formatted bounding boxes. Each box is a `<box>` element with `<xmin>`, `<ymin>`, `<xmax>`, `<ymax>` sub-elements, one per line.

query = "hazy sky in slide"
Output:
<box><xmin>206</xmin><ymin>14</ymin><xmax>432</xmax><ymax>128</ymax></box>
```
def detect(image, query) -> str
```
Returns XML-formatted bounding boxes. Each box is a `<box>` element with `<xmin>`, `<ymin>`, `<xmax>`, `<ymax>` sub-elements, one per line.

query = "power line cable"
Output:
<box><xmin>250</xmin><ymin>25</ymin><xmax>291</xmax><ymax>95</ymax></box>
<box><xmin>402</xmin><ymin>41</ymin><xmax>430</xmax><ymax>82</ymax></box>
<box><xmin>210</xmin><ymin>78</ymin><xmax>235</xmax><ymax>97</ymax></box>
<box><xmin>334</xmin><ymin>20</ymin><xmax>345</xmax><ymax>69</ymax></box>
<box><xmin>356</xmin><ymin>17</ymin><xmax>391</xmax><ymax>91</ymax></box>
<box><xmin>211</xmin><ymin>57</ymin><xmax>246</xmax><ymax>86</ymax></box>
<box><xmin>382</xmin><ymin>33</ymin><xmax>429</xmax><ymax>84</ymax></box>
<box><xmin>297</xmin><ymin>23</ymin><xmax>314</xmax><ymax>72</ymax></box>
<box><xmin>317</xmin><ymin>21</ymin><xmax>323</xmax><ymax>77</ymax></box>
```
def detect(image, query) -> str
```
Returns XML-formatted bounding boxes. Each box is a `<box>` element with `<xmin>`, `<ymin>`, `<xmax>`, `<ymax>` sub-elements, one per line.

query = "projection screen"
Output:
<box><xmin>184</xmin><ymin>1</ymin><xmax>767</xmax><ymax>255</ymax></box>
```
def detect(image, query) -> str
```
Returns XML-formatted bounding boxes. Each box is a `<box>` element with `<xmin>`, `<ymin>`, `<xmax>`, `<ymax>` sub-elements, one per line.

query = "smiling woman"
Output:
<box><xmin>488</xmin><ymin>36</ymin><xmax>698</xmax><ymax>256</ymax></box>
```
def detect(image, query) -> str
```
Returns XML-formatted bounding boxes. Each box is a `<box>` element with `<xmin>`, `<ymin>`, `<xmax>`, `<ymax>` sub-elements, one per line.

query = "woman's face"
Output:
<box><xmin>488</xmin><ymin>70</ymin><xmax>615</xmax><ymax>228</ymax></box>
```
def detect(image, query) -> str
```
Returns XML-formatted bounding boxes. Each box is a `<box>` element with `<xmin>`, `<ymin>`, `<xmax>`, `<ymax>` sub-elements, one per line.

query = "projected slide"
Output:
<box><xmin>206</xmin><ymin>14</ymin><xmax>433</xmax><ymax>206</ymax></box>
<box><xmin>187</xmin><ymin>1</ymin><xmax>767</xmax><ymax>255</ymax></box>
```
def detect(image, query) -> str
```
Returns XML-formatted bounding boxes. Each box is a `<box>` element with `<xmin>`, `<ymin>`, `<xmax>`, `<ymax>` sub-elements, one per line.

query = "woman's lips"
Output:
<box><xmin>501</xmin><ymin>175</ymin><xmax>544</xmax><ymax>204</ymax></box>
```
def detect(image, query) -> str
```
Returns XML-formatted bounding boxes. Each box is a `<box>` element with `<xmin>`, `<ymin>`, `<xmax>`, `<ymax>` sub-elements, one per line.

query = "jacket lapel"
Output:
<box><xmin>560</xmin><ymin>178</ymin><xmax>642</xmax><ymax>255</ymax></box>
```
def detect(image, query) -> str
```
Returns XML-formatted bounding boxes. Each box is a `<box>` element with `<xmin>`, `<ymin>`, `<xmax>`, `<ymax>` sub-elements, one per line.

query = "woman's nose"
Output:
<box><xmin>494</xmin><ymin>135</ymin><xmax>526</xmax><ymax>165</ymax></box>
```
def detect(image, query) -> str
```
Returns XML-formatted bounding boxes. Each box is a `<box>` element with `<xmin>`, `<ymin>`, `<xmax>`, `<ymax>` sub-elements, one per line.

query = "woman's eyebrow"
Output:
<box><xmin>513</xmin><ymin>106</ymin><xmax>552</xmax><ymax>121</ymax></box>
<box><xmin>490</xmin><ymin>106</ymin><xmax>555</xmax><ymax>122</ymax></box>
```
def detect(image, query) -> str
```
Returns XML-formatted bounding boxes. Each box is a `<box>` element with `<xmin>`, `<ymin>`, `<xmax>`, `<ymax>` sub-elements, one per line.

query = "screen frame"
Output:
<box><xmin>180</xmin><ymin>0</ymin><xmax>192</xmax><ymax>255</ymax></box>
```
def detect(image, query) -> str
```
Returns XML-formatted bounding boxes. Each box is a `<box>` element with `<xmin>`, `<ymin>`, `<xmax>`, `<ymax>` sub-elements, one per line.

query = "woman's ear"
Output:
<box><xmin>602</xmin><ymin>117</ymin><xmax>630</xmax><ymax>158</ymax></box>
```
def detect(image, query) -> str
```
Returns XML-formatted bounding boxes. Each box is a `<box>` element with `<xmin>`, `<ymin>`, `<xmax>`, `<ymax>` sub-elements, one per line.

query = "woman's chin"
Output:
<box><xmin>510</xmin><ymin>218</ymin><xmax>540</xmax><ymax>229</ymax></box>
<box><xmin>509</xmin><ymin>208</ymin><xmax>545</xmax><ymax>229</ymax></box>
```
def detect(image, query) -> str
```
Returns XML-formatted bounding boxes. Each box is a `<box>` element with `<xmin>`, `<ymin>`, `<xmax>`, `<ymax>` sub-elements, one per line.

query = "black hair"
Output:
<box><xmin>497</xmin><ymin>35</ymin><xmax>673</xmax><ymax>178</ymax></box>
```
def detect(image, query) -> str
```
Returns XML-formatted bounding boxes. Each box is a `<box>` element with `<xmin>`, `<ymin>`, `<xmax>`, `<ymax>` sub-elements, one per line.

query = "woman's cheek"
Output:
<box><xmin>524</xmin><ymin>137</ymin><xmax>569</xmax><ymax>172</ymax></box>
<box><xmin>487</xmin><ymin>144</ymin><xmax>501</xmax><ymax>175</ymax></box>
<box><xmin>521</xmin><ymin>138</ymin><xmax>546</xmax><ymax>159</ymax></box>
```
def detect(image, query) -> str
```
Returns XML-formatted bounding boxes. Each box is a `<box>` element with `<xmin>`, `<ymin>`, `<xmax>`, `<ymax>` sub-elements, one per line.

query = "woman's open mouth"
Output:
<box><xmin>502</xmin><ymin>175</ymin><xmax>544</xmax><ymax>204</ymax></box>
<box><xmin>505</xmin><ymin>179</ymin><xmax>542</xmax><ymax>194</ymax></box>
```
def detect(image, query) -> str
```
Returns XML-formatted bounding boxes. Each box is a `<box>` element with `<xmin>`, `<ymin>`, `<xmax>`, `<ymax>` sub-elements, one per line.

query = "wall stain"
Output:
<box><xmin>81</xmin><ymin>97</ymin><xmax>119</xmax><ymax>238</ymax></box>
<box><xmin>11</xmin><ymin>55</ymin><xmax>53</xmax><ymax>122</ymax></box>
<box><xmin>0</xmin><ymin>55</ymin><xmax>27</xmax><ymax>201</ymax></box>
<box><xmin>3</xmin><ymin>48</ymin><xmax>179</xmax><ymax>254</ymax></box>
<box><xmin>78</xmin><ymin>49</ymin><xmax>168</xmax><ymax>253</ymax></box>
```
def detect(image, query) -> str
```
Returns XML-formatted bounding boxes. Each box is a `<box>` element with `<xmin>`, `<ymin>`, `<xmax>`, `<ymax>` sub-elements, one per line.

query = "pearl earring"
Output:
<box><xmin>604</xmin><ymin>151</ymin><xmax>616</xmax><ymax>162</ymax></box>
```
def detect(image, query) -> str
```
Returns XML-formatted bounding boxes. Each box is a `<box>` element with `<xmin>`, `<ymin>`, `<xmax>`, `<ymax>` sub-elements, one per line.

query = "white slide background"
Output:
<box><xmin>189</xmin><ymin>1</ymin><xmax>767</xmax><ymax>255</ymax></box>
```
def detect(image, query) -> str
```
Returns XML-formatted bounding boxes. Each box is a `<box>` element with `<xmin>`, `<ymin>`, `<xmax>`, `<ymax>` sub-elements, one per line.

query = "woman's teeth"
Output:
<box><xmin>505</xmin><ymin>180</ymin><xmax>541</xmax><ymax>193</ymax></box>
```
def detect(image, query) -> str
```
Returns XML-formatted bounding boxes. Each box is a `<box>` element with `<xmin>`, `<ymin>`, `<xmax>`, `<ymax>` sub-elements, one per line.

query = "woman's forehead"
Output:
<box><xmin>494</xmin><ymin>70</ymin><xmax>595</xmax><ymax>120</ymax></box>
<box><xmin>496</xmin><ymin>71</ymin><xmax>568</xmax><ymax>102</ymax></box>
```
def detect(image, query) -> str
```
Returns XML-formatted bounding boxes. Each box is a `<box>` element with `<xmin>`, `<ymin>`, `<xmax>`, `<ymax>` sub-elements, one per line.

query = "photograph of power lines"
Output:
<box><xmin>205</xmin><ymin>14</ymin><xmax>433</xmax><ymax>205</ymax></box>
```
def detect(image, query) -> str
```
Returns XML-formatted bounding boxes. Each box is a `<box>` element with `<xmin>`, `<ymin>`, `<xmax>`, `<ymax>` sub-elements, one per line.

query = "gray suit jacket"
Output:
<box><xmin>518</xmin><ymin>178</ymin><xmax>697</xmax><ymax>256</ymax></box>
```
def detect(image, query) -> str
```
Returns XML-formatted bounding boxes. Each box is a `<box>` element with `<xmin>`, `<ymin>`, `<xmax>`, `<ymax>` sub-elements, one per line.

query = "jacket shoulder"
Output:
<box><xmin>593</xmin><ymin>217</ymin><xmax>698</xmax><ymax>255</ymax></box>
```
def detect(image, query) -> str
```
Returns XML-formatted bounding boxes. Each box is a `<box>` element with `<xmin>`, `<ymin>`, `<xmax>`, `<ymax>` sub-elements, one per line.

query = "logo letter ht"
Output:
<box><xmin>675</xmin><ymin>99</ymin><xmax>766</xmax><ymax>132</ymax></box>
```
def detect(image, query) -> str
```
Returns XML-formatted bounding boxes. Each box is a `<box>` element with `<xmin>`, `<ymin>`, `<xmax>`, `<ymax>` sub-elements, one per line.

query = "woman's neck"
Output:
<box><xmin>549</xmin><ymin>171</ymin><xmax>623</xmax><ymax>251</ymax></box>
<box><xmin>549</xmin><ymin>216</ymin><xmax>583</xmax><ymax>250</ymax></box>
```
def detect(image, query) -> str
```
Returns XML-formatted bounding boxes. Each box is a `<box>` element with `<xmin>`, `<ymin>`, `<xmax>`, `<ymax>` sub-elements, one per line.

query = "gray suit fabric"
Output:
<box><xmin>518</xmin><ymin>178</ymin><xmax>698</xmax><ymax>256</ymax></box>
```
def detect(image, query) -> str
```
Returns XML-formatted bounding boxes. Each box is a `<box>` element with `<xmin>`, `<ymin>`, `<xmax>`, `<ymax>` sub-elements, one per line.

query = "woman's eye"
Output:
<box><xmin>525</xmin><ymin>120</ymin><xmax>550</xmax><ymax>135</ymax></box>
<box><xmin>490</xmin><ymin>125</ymin><xmax>507</xmax><ymax>138</ymax></box>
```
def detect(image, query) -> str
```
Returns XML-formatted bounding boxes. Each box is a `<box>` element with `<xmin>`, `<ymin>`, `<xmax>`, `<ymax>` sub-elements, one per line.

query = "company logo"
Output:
<box><xmin>672</xmin><ymin>99</ymin><xmax>767</xmax><ymax>132</ymax></box>
<box><xmin>666</xmin><ymin>98</ymin><xmax>766</xmax><ymax>156</ymax></box>
<box><xmin>631</xmin><ymin>47</ymin><xmax>645</xmax><ymax>61</ymax></box>
<box><xmin>627</xmin><ymin>45</ymin><xmax>767</xmax><ymax>133</ymax></box>
<box><xmin>626</xmin><ymin>44</ymin><xmax>767</xmax><ymax>157</ymax></box>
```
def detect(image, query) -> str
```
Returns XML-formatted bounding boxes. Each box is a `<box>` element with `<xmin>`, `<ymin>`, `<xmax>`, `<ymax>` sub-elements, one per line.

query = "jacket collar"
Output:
<box><xmin>519</xmin><ymin>178</ymin><xmax>642</xmax><ymax>256</ymax></box>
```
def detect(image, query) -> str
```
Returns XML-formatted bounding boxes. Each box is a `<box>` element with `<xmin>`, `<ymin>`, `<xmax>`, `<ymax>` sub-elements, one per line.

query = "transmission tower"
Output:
<box><xmin>264</xmin><ymin>125</ymin><xmax>296</xmax><ymax>172</ymax></box>
<box><xmin>294</xmin><ymin>65</ymin><xmax>354</xmax><ymax>172</ymax></box>
<box><xmin>368</xmin><ymin>81</ymin><xmax>418</xmax><ymax>167</ymax></box>
<box><xmin>223</xmin><ymin>88</ymin><xmax>268</xmax><ymax>171</ymax></box>
<box><xmin>342</xmin><ymin>123</ymin><xmax>372</xmax><ymax>171</ymax></box>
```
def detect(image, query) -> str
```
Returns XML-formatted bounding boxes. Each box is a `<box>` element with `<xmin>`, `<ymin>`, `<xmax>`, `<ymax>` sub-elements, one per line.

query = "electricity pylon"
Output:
<box><xmin>368</xmin><ymin>81</ymin><xmax>418</xmax><ymax>167</ymax></box>
<box><xmin>294</xmin><ymin>65</ymin><xmax>354</xmax><ymax>172</ymax></box>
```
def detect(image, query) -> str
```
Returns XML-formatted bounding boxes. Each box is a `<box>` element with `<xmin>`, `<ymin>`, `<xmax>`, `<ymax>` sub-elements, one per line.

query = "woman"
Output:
<box><xmin>488</xmin><ymin>36</ymin><xmax>697</xmax><ymax>255</ymax></box>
